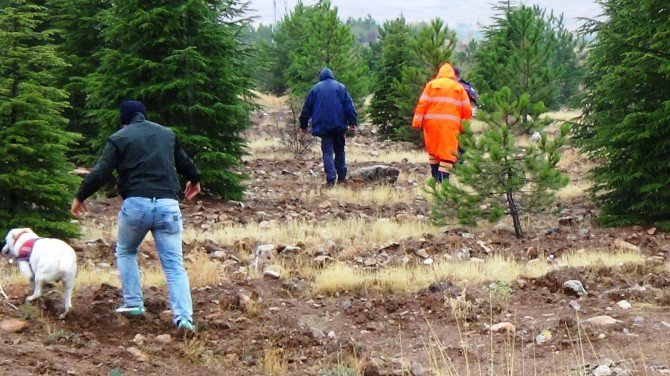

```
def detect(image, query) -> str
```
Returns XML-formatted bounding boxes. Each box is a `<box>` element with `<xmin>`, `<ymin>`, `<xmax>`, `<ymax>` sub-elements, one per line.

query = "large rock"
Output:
<box><xmin>349</xmin><ymin>165</ymin><xmax>400</xmax><ymax>184</ymax></box>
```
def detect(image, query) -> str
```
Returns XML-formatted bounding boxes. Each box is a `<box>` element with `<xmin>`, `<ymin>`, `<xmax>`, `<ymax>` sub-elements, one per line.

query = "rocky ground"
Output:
<box><xmin>1</xmin><ymin>103</ymin><xmax>670</xmax><ymax>376</ymax></box>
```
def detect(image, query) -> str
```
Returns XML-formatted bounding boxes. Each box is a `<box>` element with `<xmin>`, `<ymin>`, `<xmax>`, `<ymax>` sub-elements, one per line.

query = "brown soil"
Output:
<box><xmin>1</xmin><ymin>119</ymin><xmax>670</xmax><ymax>376</ymax></box>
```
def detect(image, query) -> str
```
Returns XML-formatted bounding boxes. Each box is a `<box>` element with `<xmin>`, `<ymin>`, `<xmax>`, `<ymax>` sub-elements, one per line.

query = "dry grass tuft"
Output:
<box><xmin>186</xmin><ymin>251</ymin><xmax>226</xmax><ymax>288</ymax></box>
<box><xmin>184</xmin><ymin>218</ymin><xmax>437</xmax><ymax>248</ymax></box>
<box><xmin>313</xmin><ymin>263</ymin><xmax>367</xmax><ymax>295</ymax></box>
<box><xmin>304</xmin><ymin>185</ymin><xmax>425</xmax><ymax>206</ymax></box>
<box><xmin>262</xmin><ymin>347</ymin><xmax>288</xmax><ymax>376</ymax></box>
<box><xmin>312</xmin><ymin>251</ymin><xmax>645</xmax><ymax>295</ymax></box>
<box><xmin>560</xmin><ymin>250</ymin><xmax>645</xmax><ymax>269</ymax></box>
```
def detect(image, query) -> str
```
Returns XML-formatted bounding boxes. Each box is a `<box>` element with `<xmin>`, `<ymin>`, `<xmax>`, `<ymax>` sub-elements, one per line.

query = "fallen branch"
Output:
<box><xmin>0</xmin><ymin>280</ymin><xmax>18</xmax><ymax>311</ymax></box>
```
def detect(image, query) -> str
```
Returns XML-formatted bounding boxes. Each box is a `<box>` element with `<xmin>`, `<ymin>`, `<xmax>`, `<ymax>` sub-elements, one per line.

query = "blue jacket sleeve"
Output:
<box><xmin>342</xmin><ymin>89</ymin><xmax>357</xmax><ymax>125</ymax></box>
<box><xmin>299</xmin><ymin>90</ymin><xmax>315</xmax><ymax>129</ymax></box>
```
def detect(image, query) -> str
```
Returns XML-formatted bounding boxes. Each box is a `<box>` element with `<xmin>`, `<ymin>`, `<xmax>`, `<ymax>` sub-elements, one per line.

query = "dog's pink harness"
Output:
<box><xmin>17</xmin><ymin>238</ymin><xmax>39</xmax><ymax>262</ymax></box>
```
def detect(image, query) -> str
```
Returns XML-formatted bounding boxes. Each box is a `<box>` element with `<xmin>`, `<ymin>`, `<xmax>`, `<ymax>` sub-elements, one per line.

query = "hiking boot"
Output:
<box><xmin>114</xmin><ymin>305</ymin><xmax>145</xmax><ymax>316</ymax></box>
<box><xmin>337</xmin><ymin>178</ymin><xmax>347</xmax><ymax>185</ymax></box>
<box><xmin>325</xmin><ymin>180</ymin><xmax>335</xmax><ymax>188</ymax></box>
<box><xmin>177</xmin><ymin>319</ymin><xmax>196</xmax><ymax>332</ymax></box>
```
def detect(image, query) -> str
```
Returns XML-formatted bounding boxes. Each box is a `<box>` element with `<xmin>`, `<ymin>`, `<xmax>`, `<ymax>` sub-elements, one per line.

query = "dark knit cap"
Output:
<box><xmin>120</xmin><ymin>100</ymin><xmax>147</xmax><ymax>125</ymax></box>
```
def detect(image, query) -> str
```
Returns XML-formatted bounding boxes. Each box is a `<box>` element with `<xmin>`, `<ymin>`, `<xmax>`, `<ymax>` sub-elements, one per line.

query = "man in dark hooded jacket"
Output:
<box><xmin>299</xmin><ymin>68</ymin><xmax>357</xmax><ymax>187</ymax></box>
<box><xmin>71</xmin><ymin>100</ymin><xmax>200</xmax><ymax>332</ymax></box>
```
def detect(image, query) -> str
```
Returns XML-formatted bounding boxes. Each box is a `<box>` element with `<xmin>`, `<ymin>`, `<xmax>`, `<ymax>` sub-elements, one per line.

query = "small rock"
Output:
<box><xmin>96</xmin><ymin>262</ymin><xmax>111</xmax><ymax>269</ymax></box>
<box><xmin>159</xmin><ymin>310</ymin><xmax>173</xmax><ymax>323</ymax></box>
<box><xmin>613</xmin><ymin>239</ymin><xmax>640</xmax><ymax>252</ymax></box>
<box><xmin>366</xmin><ymin>322</ymin><xmax>385</xmax><ymax>332</ymax></box>
<box><xmin>460</xmin><ymin>232</ymin><xmax>475</xmax><ymax>239</ymax></box>
<box><xmin>318</xmin><ymin>201</ymin><xmax>332</xmax><ymax>210</ymax></box>
<box><xmin>154</xmin><ymin>334</ymin><xmax>172</xmax><ymax>344</ymax></box>
<box><xmin>409</xmin><ymin>362</ymin><xmax>426</xmax><ymax>376</ymax></box>
<box><xmin>593</xmin><ymin>365</ymin><xmax>612</xmax><ymax>376</ymax></box>
<box><xmin>661</xmin><ymin>321</ymin><xmax>670</xmax><ymax>329</ymax></box>
<box><xmin>349</xmin><ymin>165</ymin><xmax>400</xmax><ymax>184</ymax></box>
<box><xmin>587</xmin><ymin>316</ymin><xmax>619</xmax><ymax>326</ymax></box>
<box><xmin>490</xmin><ymin>322</ymin><xmax>516</xmax><ymax>333</ymax></box>
<box><xmin>563</xmin><ymin>280</ymin><xmax>588</xmax><ymax>296</ymax></box>
<box><xmin>313</xmin><ymin>255</ymin><xmax>334</xmax><ymax>266</ymax></box>
<box><xmin>0</xmin><ymin>319</ymin><xmax>28</xmax><ymax>333</ymax></box>
<box><xmin>616</xmin><ymin>300</ymin><xmax>632</xmax><ymax>310</ymax></box>
<box><xmin>647</xmin><ymin>227</ymin><xmax>657</xmax><ymax>235</ymax></box>
<box><xmin>310</xmin><ymin>327</ymin><xmax>325</xmax><ymax>340</ymax></box>
<box><xmin>210</xmin><ymin>251</ymin><xmax>227</xmax><ymax>260</ymax></box>
<box><xmin>327</xmin><ymin>331</ymin><xmax>336</xmax><ymax>339</ymax></box>
<box><xmin>429</xmin><ymin>281</ymin><xmax>450</xmax><ymax>293</ymax></box>
<box><xmin>423</xmin><ymin>258</ymin><xmax>434</xmax><ymax>265</ymax></box>
<box><xmin>598</xmin><ymin>333</ymin><xmax>606</xmax><ymax>340</ymax></box>
<box><xmin>414</xmin><ymin>249</ymin><xmax>430</xmax><ymax>259</ymax></box>
<box><xmin>545</xmin><ymin>227</ymin><xmax>560</xmax><ymax>235</ymax></box>
<box><xmin>132</xmin><ymin>334</ymin><xmax>146</xmax><ymax>346</ymax></box>
<box><xmin>263</xmin><ymin>270</ymin><xmax>281</xmax><ymax>279</ymax></box>
<box><xmin>558</xmin><ymin>216</ymin><xmax>573</xmax><ymax>226</ymax></box>
<box><xmin>281</xmin><ymin>246</ymin><xmax>302</xmax><ymax>254</ymax></box>
<box><xmin>363</xmin><ymin>257</ymin><xmax>377</xmax><ymax>267</ymax></box>
<box><xmin>569</xmin><ymin>300</ymin><xmax>582</xmax><ymax>311</ymax></box>
<box><xmin>126</xmin><ymin>347</ymin><xmax>149</xmax><ymax>362</ymax></box>
<box><xmin>526</xmin><ymin>245</ymin><xmax>539</xmax><ymax>259</ymax></box>
<box><xmin>340</xmin><ymin>300</ymin><xmax>352</xmax><ymax>310</ymax></box>
<box><xmin>633</xmin><ymin>316</ymin><xmax>645</xmax><ymax>324</ymax></box>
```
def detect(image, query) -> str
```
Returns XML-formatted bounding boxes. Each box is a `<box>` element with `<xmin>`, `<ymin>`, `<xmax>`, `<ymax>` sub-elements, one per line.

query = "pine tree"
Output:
<box><xmin>369</xmin><ymin>16</ymin><xmax>414</xmax><ymax>139</ymax></box>
<box><xmin>393</xmin><ymin>18</ymin><xmax>456</xmax><ymax>142</ymax></box>
<box><xmin>473</xmin><ymin>4</ymin><xmax>557</xmax><ymax>113</ymax></box>
<box><xmin>85</xmin><ymin>0</ymin><xmax>253</xmax><ymax>199</ymax></box>
<box><xmin>0</xmin><ymin>0</ymin><xmax>79</xmax><ymax>237</ymax></box>
<box><xmin>48</xmin><ymin>0</ymin><xmax>110</xmax><ymax>163</ymax></box>
<box><xmin>472</xmin><ymin>2</ymin><xmax>584</xmax><ymax>122</ymax></box>
<box><xmin>427</xmin><ymin>87</ymin><xmax>569</xmax><ymax>238</ymax></box>
<box><xmin>579</xmin><ymin>0</ymin><xmax>670</xmax><ymax>229</ymax></box>
<box><xmin>283</xmin><ymin>0</ymin><xmax>368</xmax><ymax>106</ymax></box>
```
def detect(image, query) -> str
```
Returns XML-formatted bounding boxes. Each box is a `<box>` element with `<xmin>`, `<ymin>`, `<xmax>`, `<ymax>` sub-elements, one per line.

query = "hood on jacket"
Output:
<box><xmin>319</xmin><ymin>68</ymin><xmax>335</xmax><ymax>81</ymax></box>
<box><xmin>436</xmin><ymin>64</ymin><xmax>456</xmax><ymax>80</ymax></box>
<box><xmin>120</xmin><ymin>100</ymin><xmax>147</xmax><ymax>125</ymax></box>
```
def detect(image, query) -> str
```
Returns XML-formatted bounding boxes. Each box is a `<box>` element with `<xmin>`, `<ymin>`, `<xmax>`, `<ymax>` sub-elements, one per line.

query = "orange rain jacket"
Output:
<box><xmin>412</xmin><ymin>64</ymin><xmax>472</xmax><ymax>164</ymax></box>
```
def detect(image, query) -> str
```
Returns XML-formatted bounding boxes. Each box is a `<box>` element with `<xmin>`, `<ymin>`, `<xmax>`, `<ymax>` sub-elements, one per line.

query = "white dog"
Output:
<box><xmin>1</xmin><ymin>228</ymin><xmax>77</xmax><ymax>319</ymax></box>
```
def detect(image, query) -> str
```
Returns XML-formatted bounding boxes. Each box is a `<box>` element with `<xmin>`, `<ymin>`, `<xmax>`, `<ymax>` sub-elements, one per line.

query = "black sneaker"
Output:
<box><xmin>337</xmin><ymin>178</ymin><xmax>347</xmax><ymax>185</ymax></box>
<box><xmin>325</xmin><ymin>181</ymin><xmax>335</xmax><ymax>188</ymax></box>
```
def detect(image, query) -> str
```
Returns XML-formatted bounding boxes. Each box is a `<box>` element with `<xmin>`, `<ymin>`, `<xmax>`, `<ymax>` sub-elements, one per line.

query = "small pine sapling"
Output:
<box><xmin>427</xmin><ymin>87</ymin><xmax>569</xmax><ymax>237</ymax></box>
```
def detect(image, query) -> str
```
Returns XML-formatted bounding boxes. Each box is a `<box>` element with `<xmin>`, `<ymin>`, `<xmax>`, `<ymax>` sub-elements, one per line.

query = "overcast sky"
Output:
<box><xmin>247</xmin><ymin>0</ymin><xmax>602</xmax><ymax>29</ymax></box>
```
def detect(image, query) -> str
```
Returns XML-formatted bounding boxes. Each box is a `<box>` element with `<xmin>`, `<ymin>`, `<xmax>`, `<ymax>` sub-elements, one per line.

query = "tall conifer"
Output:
<box><xmin>579</xmin><ymin>0</ymin><xmax>670</xmax><ymax>229</ymax></box>
<box><xmin>0</xmin><ymin>0</ymin><xmax>79</xmax><ymax>237</ymax></box>
<box><xmin>85</xmin><ymin>0</ymin><xmax>253</xmax><ymax>199</ymax></box>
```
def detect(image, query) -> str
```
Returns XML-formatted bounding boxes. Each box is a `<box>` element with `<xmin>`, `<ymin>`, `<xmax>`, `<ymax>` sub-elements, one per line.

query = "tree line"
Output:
<box><xmin>0</xmin><ymin>0</ymin><xmax>668</xmax><ymax>237</ymax></box>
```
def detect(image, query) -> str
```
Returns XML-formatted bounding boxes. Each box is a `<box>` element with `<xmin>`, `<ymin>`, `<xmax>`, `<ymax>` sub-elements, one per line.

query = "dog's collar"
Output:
<box><xmin>16</xmin><ymin>238</ymin><xmax>40</xmax><ymax>262</ymax></box>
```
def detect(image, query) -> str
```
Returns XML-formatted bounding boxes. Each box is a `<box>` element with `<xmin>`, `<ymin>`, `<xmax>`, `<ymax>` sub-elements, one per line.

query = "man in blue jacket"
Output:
<box><xmin>300</xmin><ymin>68</ymin><xmax>357</xmax><ymax>187</ymax></box>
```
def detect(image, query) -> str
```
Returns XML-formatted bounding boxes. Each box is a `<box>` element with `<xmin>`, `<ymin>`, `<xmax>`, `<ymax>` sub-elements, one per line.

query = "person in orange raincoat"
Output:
<box><xmin>412</xmin><ymin>63</ymin><xmax>472</xmax><ymax>182</ymax></box>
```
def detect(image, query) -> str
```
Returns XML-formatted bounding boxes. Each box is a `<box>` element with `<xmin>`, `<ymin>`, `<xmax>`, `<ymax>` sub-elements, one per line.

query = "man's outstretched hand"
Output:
<box><xmin>184</xmin><ymin>181</ymin><xmax>201</xmax><ymax>201</ymax></box>
<box><xmin>71</xmin><ymin>198</ymin><xmax>88</xmax><ymax>217</ymax></box>
<box><xmin>348</xmin><ymin>124</ymin><xmax>357</xmax><ymax>132</ymax></box>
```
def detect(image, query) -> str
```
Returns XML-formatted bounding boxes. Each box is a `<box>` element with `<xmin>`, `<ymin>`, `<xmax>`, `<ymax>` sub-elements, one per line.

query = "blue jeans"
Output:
<box><xmin>320</xmin><ymin>132</ymin><xmax>346</xmax><ymax>183</ymax></box>
<box><xmin>116</xmin><ymin>197</ymin><xmax>192</xmax><ymax>325</ymax></box>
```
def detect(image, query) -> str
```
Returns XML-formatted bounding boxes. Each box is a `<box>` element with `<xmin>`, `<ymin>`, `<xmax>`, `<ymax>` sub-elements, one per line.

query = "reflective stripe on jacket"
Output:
<box><xmin>412</xmin><ymin>64</ymin><xmax>472</xmax><ymax>163</ymax></box>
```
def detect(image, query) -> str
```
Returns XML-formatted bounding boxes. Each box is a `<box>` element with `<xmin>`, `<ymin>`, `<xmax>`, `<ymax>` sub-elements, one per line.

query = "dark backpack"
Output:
<box><xmin>459</xmin><ymin>80</ymin><xmax>479</xmax><ymax>105</ymax></box>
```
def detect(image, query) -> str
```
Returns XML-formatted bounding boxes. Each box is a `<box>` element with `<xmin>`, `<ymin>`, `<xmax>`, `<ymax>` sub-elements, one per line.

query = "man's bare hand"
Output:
<box><xmin>184</xmin><ymin>181</ymin><xmax>201</xmax><ymax>201</ymax></box>
<box><xmin>348</xmin><ymin>124</ymin><xmax>357</xmax><ymax>132</ymax></box>
<box><xmin>71</xmin><ymin>198</ymin><xmax>88</xmax><ymax>217</ymax></box>
<box><xmin>300</xmin><ymin>127</ymin><xmax>308</xmax><ymax>135</ymax></box>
